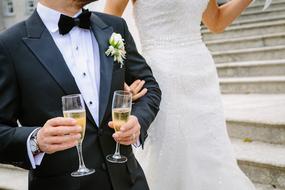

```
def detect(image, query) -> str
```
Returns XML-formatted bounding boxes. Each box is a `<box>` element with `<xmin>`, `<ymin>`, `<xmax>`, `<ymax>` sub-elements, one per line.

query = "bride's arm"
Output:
<box><xmin>202</xmin><ymin>0</ymin><xmax>253</xmax><ymax>33</ymax></box>
<box><xmin>104</xmin><ymin>0</ymin><xmax>129</xmax><ymax>16</ymax></box>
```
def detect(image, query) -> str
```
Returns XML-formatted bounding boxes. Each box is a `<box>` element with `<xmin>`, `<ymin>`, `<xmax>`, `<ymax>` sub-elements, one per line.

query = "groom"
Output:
<box><xmin>0</xmin><ymin>0</ymin><xmax>161</xmax><ymax>189</ymax></box>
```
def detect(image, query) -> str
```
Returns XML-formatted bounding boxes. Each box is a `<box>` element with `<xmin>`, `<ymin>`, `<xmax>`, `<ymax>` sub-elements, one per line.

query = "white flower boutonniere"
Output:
<box><xmin>105</xmin><ymin>33</ymin><xmax>126</xmax><ymax>68</ymax></box>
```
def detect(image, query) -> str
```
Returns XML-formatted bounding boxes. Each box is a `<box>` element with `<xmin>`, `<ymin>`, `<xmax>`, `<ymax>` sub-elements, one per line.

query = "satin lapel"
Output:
<box><xmin>22</xmin><ymin>12</ymin><xmax>96</xmax><ymax>126</ymax></box>
<box><xmin>90</xmin><ymin>14</ymin><xmax>114</xmax><ymax>126</ymax></box>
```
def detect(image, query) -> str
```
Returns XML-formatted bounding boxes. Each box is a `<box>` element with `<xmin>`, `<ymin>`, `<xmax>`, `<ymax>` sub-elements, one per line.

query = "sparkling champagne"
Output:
<box><xmin>64</xmin><ymin>110</ymin><xmax>86</xmax><ymax>141</ymax></box>
<box><xmin>112</xmin><ymin>108</ymin><xmax>131</xmax><ymax>132</ymax></box>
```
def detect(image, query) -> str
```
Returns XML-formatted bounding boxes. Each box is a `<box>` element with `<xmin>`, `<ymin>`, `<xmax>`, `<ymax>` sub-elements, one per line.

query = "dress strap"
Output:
<box><xmin>252</xmin><ymin>0</ymin><xmax>272</xmax><ymax>10</ymax></box>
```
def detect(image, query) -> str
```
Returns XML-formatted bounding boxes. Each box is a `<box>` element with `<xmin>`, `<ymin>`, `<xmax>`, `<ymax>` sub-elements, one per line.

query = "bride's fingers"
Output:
<box><xmin>129</xmin><ymin>80</ymin><xmax>141</xmax><ymax>92</ymax></box>
<box><xmin>132</xmin><ymin>88</ymin><xmax>148</xmax><ymax>101</ymax></box>
<box><xmin>124</xmin><ymin>83</ymin><xmax>131</xmax><ymax>92</ymax></box>
<box><xmin>132</xmin><ymin>80</ymin><xmax>145</xmax><ymax>95</ymax></box>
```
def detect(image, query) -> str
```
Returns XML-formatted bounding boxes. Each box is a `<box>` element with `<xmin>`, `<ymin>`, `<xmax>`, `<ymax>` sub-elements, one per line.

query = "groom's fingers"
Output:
<box><xmin>44</xmin><ymin>141</ymin><xmax>79</xmax><ymax>154</ymax></box>
<box><xmin>47</xmin><ymin>126</ymin><xmax>82</xmax><ymax>136</ymax></box>
<box><xmin>109</xmin><ymin>116</ymin><xmax>141</xmax><ymax>145</ymax></box>
<box><xmin>45</xmin><ymin>133</ymin><xmax>81</xmax><ymax>144</ymax></box>
<box><xmin>120</xmin><ymin>116</ymin><xmax>140</xmax><ymax>132</ymax></box>
<box><xmin>108</xmin><ymin>121</ymin><xmax>114</xmax><ymax>129</ymax></box>
<box><xmin>108</xmin><ymin>116</ymin><xmax>141</xmax><ymax>134</ymax></box>
<box><xmin>46</xmin><ymin>117</ymin><xmax>77</xmax><ymax>126</ymax></box>
<box><xmin>116</xmin><ymin>131</ymin><xmax>140</xmax><ymax>145</ymax></box>
<box><xmin>114</xmin><ymin>126</ymin><xmax>138</xmax><ymax>139</ymax></box>
<box><xmin>37</xmin><ymin>117</ymin><xmax>83</xmax><ymax>154</ymax></box>
<box><xmin>112</xmin><ymin>116</ymin><xmax>141</xmax><ymax>145</ymax></box>
<box><xmin>119</xmin><ymin>139</ymin><xmax>134</xmax><ymax>145</ymax></box>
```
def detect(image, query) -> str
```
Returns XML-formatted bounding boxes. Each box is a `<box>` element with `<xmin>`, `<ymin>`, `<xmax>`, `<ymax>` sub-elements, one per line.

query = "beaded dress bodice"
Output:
<box><xmin>133</xmin><ymin>0</ymin><xmax>209</xmax><ymax>50</ymax></box>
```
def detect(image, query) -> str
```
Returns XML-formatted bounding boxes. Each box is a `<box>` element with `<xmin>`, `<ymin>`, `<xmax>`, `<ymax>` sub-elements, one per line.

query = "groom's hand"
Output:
<box><xmin>37</xmin><ymin>117</ymin><xmax>82</xmax><ymax>154</ymax></box>
<box><xmin>109</xmin><ymin>115</ymin><xmax>141</xmax><ymax>145</ymax></box>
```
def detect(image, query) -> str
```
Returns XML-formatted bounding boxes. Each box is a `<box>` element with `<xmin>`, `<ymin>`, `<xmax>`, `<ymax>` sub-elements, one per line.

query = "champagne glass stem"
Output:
<box><xmin>76</xmin><ymin>142</ymin><xmax>87</xmax><ymax>170</ymax></box>
<box><xmin>62</xmin><ymin>94</ymin><xmax>95</xmax><ymax>176</ymax></box>
<box><xmin>113</xmin><ymin>142</ymin><xmax>121</xmax><ymax>159</ymax></box>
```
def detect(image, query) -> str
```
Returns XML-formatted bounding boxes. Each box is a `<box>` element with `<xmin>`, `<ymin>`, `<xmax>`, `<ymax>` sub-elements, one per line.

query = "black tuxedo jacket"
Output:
<box><xmin>0</xmin><ymin>11</ymin><xmax>161</xmax><ymax>190</ymax></box>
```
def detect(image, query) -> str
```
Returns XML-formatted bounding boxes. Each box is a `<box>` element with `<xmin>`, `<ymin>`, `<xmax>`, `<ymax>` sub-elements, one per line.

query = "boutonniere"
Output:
<box><xmin>105</xmin><ymin>33</ymin><xmax>126</xmax><ymax>68</ymax></box>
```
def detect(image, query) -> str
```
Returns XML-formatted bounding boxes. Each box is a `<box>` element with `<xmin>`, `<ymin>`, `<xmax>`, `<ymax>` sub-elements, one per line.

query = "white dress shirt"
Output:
<box><xmin>27</xmin><ymin>2</ymin><xmax>101</xmax><ymax>169</ymax></box>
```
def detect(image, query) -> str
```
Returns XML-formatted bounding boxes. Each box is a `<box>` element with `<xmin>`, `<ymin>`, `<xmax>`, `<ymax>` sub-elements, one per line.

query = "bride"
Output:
<box><xmin>105</xmin><ymin>0</ymin><xmax>260</xmax><ymax>189</ymax></box>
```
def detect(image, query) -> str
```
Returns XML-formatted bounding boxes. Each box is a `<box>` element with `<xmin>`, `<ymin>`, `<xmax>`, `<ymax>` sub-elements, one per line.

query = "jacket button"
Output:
<box><xmin>102</xmin><ymin>163</ymin><xmax>107</xmax><ymax>170</ymax></box>
<box><xmin>98</xmin><ymin>129</ymin><xmax>103</xmax><ymax>136</ymax></box>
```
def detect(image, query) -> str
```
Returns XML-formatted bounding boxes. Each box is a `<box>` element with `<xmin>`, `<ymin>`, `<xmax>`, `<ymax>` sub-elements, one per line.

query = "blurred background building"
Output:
<box><xmin>0</xmin><ymin>0</ymin><xmax>35</xmax><ymax>30</ymax></box>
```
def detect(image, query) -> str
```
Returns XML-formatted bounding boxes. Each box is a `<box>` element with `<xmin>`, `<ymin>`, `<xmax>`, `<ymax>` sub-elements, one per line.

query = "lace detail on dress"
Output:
<box><xmin>141</xmin><ymin>33</ymin><xmax>203</xmax><ymax>50</ymax></box>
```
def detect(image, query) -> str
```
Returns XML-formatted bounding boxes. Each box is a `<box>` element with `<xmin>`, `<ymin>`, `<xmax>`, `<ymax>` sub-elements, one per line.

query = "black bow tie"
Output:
<box><xmin>58</xmin><ymin>9</ymin><xmax>91</xmax><ymax>35</ymax></box>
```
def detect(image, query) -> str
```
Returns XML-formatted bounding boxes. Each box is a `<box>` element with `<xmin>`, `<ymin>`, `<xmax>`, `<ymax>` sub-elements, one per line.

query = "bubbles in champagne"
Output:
<box><xmin>63</xmin><ymin>110</ymin><xmax>86</xmax><ymax>141</ymax></box>
<box><xmin>112</xmin><ymin>108</ymin><xmax>131</xmax><ymax>132</ymax></box>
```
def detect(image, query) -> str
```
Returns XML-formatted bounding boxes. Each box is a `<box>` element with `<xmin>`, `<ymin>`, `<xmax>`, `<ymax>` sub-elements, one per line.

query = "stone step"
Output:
<box><xmin>240</xmin><ymin>7</ymin><xmax>285</xmax><ymax>21</ymax></box>
<box><xmin>217</xmin><ymin>60</ymin><xmax>285</xmax><ymax>77</ymax></box>
<box><xmin>252</xmin><ymin>0</ymin><xmax>285</xmax><ymax>3</ymax></box>
<box><xmin>202</xmin><ymin>14</ymin><xmax>285</xmax><ymax>30</ymax></box>
<box><xmin>253</xmin><ymin>0</ymin><xmax>285</xmax><ymax>3</ymax></box>
<box><xmin>223</xmin><ymin>94</ymin><xmax>285</xmax><ymax>144</ymax></box>
<box><xmin>202</xmin><ymin>20</ymin><xmax>285</xmax><ymax>41</ymax></box>
<box><xmin>206</xmin><ymin>32</ymin><xmax>285</xmax><ymax>51</ymax></box>
<box><xmin>232</xmin><ymin>139</ymin><xmax>285</xmax><ymax>189</ymax></box>
<box><xmin>255</xmin><ymin>183</ymin><xmax>285</xmax><ymax>190</ymax></box>
<box><xmin>233</xmin><ymin>15</ymin><xmax>285</xmax><ymax>26</ymax></box>
<box><xmin>254</xmin><ymin>0</ymin><xmax>284</xmax><ymax>4</ymax></box>
<box><xmin>212</xmin><ymin>45</ymin><xmax>285</xmax><ymax>63</ymax></box>
<box><xmin>227</xmin><ymin>120</ymin><xmax>285</xmax><ymax>145</ymax></box>
<box><xmin>220</xmin><ymin>76</ymin><xmax>285</xmax><ymax>94</ymax></box>
<box><xmin>0</xmin><ymin>164</ymin><xmax>27</xmax><ymax>190</ymax></box>
<box><xmin>246</xmin><ymin>0</ymin><xmax>285</xmax><ymax>12</ymax></box>
<box><xmin>201</xmin><ymin>12</ymin><xmax>285</xmax><ymax>30</ymax></box>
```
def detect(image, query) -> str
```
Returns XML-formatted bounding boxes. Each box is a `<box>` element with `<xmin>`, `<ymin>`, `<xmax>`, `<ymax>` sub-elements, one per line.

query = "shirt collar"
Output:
<box><xmin>37</xmin><ymin>2</ymin><xmax>82</xmax><ymax>33</ymax></box>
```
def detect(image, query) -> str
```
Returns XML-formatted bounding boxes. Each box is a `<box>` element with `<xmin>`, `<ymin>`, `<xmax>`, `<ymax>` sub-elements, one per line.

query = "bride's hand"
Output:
<box><xmin>124</xmin><ymin>80</ymin><xmax>148</xmax><ymax>101</ymax></box>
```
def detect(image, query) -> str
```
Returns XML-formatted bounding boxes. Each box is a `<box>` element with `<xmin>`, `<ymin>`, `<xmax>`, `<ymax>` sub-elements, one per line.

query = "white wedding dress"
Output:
<box><xmin>132</xmin><ymin>0</ymin><xmax>256</xmax><ymax>189</ymax></box>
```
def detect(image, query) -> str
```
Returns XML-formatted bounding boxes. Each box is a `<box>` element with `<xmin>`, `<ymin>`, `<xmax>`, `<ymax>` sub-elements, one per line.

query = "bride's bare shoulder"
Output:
<box><xmin>104</xmin><ymin>0</ymin><xmax>130</xmax><ymax>16</ymax></box>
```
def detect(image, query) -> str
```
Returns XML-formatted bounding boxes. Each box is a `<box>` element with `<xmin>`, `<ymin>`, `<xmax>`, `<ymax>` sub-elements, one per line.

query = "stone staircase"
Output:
<box><xmin>202</xmin><ymin>0</ymin><xmax>285</xmax><ymax>189</ymax></box>
<box><xmin>0</xmin><ymin>164</ymin><xmax>27</xmax><ymax>190</ymax></box>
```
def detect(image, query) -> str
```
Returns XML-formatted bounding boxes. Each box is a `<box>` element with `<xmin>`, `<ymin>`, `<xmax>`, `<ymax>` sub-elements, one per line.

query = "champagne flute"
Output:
<box><xmin>106</xmin><ymin>90</ymin><xmax>132</xmax><ymax>163</ymax></box>
<box><xmin>62</xmin><ymin>94</ymin><xmax>95</xmax><ymax>177</ymax></box>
